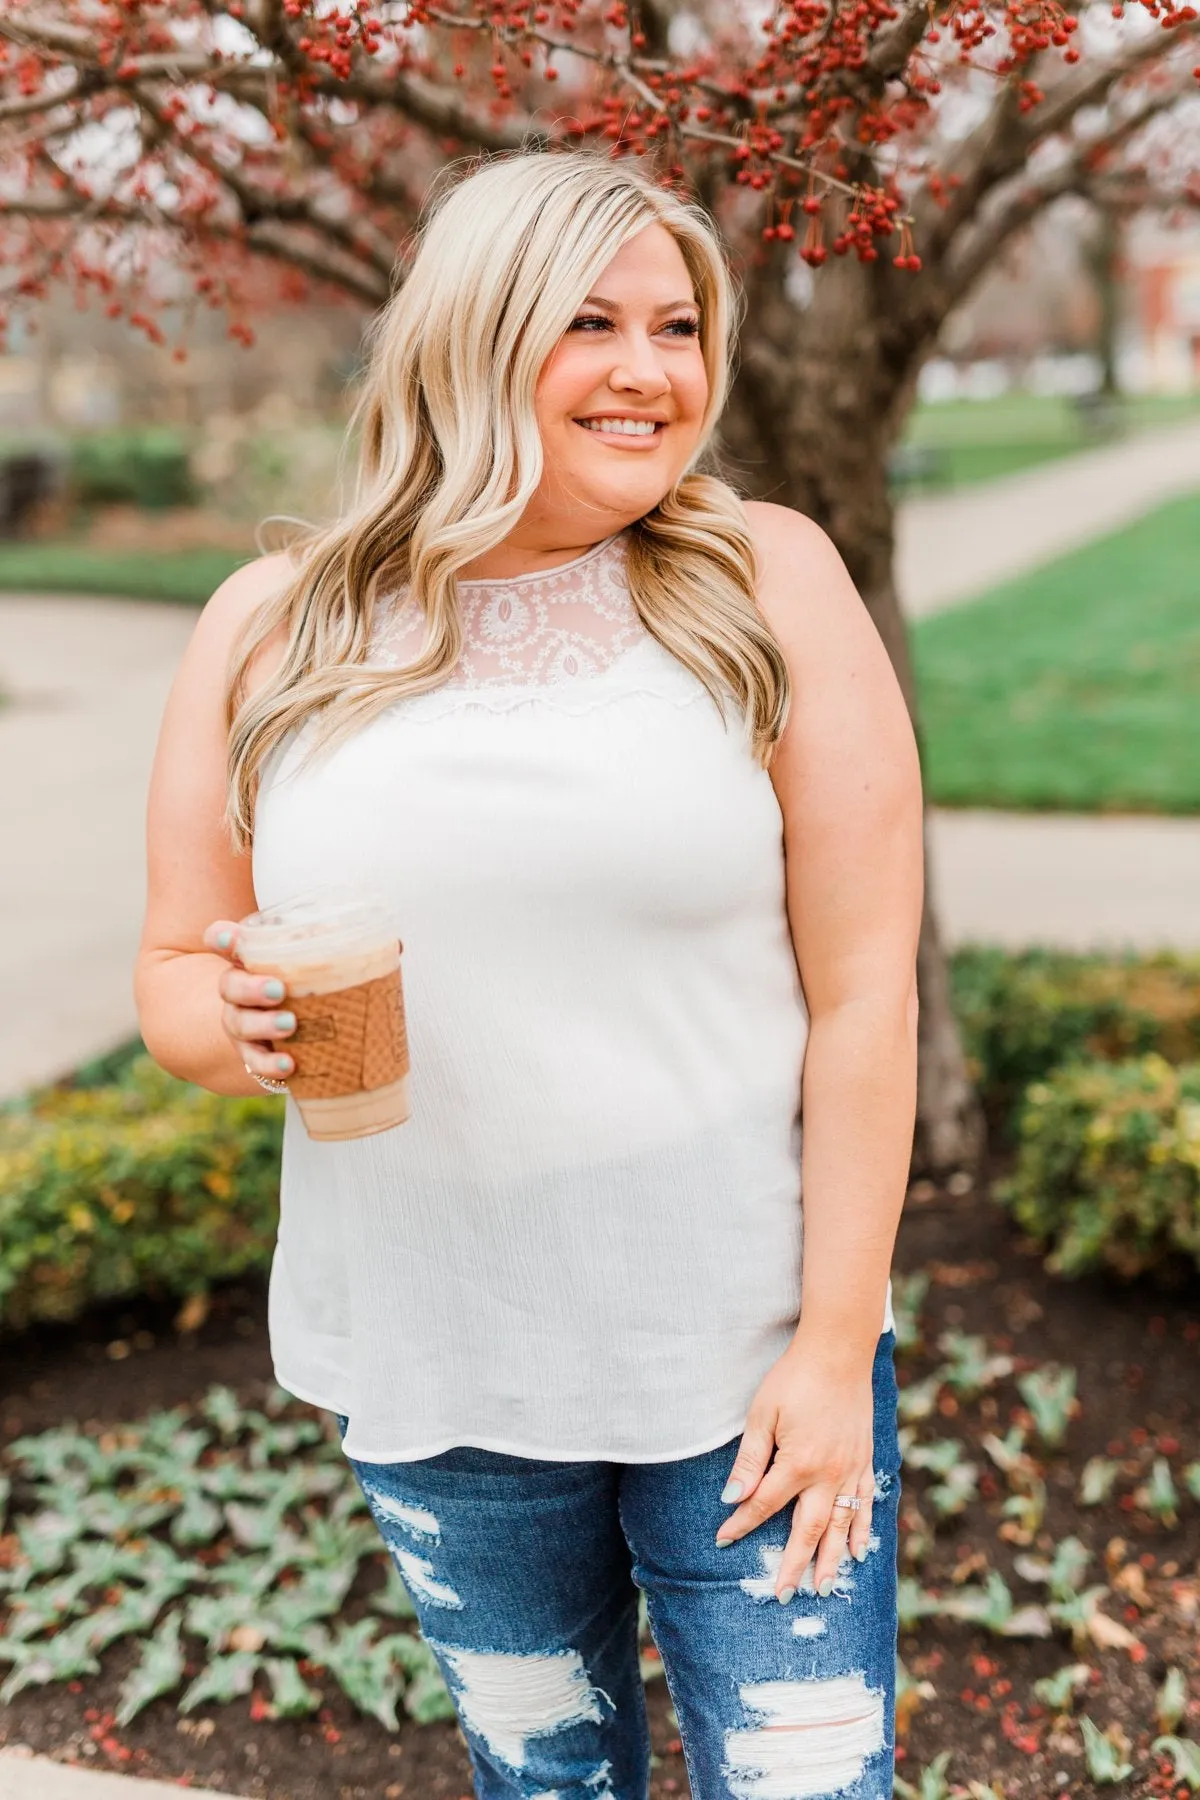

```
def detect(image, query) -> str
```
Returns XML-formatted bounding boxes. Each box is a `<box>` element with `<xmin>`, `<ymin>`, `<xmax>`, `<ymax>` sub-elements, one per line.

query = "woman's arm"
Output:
<box><xmin>134</xmin><ymin>554</ymin><xmax>296</xmax><ymax>1095</ymax></box>
<box><xmin>758</xmin><ymin>500</ymin><xmax>923</xmax><ymax>1367</ymax></box>
<box><xmin>715</xmin><ymin>499</ymin><xmax>924</xmax><ymax>1594</ymax></box>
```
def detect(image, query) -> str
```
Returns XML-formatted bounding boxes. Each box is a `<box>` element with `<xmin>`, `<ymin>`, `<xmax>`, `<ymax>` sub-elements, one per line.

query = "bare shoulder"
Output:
<box><xmin>195</xmin><ymin>550</ymin><xmax>296</xmax><ymax>642</ymax></box>
<box><xmin>187</xmin><ymin>550</ymin><xmax>298</xmax><ymax>698</ymax></box>
<box><xmin>741</xmin><ymin>499</ymin><xmax>865</xmax><ymax>652</ymax></box>
<box><xmin>743</xmin><ymin>498</ymin><xmax>836</xmax><ymax>561</ymax></box>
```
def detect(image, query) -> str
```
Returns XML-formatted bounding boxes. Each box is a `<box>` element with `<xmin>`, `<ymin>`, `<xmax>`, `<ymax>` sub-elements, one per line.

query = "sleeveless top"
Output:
<box><xmin>252</xmin><ymin>527</ymin><xmax>894</xmax><ymax>1465</ymax></box>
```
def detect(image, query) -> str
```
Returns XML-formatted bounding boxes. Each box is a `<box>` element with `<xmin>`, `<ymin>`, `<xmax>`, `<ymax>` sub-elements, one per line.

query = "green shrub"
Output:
<box><xmin>69</xmin><ymin>430</ymin><xmax>195</xmax><ymax>511</ymax></box>
<box><xmin>0</xmin><ymin>1056</ymin><xmax>282</xmax><ymax>1332</ymax></box>
<box><xmin>997</xmin><ymin>1054</ymin><xmax>1200</xmax><ymax>1278</ymax></box>
<box><xmin>950</xmin><ymin>947</ymin><xmax>1200</xmax><ymax>1139</ymax></box>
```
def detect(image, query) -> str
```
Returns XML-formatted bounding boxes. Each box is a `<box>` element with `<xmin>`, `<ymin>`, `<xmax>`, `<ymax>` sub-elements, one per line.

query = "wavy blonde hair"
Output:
<box><xmin>224</xmin><ymin>145</ymin><xmax>791</xmax><ymax>849</ymax></box>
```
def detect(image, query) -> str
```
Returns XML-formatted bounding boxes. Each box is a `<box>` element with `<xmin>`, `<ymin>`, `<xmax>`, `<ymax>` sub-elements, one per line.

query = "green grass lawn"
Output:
<box><xmin>0</xmin><ymin>544</ymin><xmax>249</xmax><ymax>605</ymax></box>
<box><xmin>899</xmin><ymin>390</ymin><xmax>1200</xmax><ymax>489</ymax></box>
<box><xmin>913</xmin><ymin>490</ymin><xmax>1200</xmax><ymax>814</ymax></box>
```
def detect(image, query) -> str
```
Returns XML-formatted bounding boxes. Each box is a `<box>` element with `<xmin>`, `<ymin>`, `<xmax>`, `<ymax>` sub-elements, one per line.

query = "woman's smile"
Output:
<box><xmin>573</xmin><ymin>415</ymin><xmax>668</xmax><ymax>447</ymax></box>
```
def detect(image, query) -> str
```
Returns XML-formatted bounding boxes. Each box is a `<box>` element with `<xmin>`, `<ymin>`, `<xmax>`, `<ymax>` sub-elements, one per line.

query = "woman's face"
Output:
<box><xmin>530</xmin><ymin>222</ymin><xmax>710</xmax><ymax>539</ymax></box>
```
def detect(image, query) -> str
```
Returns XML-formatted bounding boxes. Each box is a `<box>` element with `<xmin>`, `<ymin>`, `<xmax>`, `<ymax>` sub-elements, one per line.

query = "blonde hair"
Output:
<box><xmin>224</xmin><ymin>146</ymin><xmax>791</xmax><ymax>849</ymax></box>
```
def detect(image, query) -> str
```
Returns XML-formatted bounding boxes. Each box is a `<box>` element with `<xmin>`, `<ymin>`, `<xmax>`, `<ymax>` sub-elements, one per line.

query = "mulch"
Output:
<box><xmin>1</xmin><ymin>1159</ymin><xmax>1197</xmax><ymax>1799</ymax></box>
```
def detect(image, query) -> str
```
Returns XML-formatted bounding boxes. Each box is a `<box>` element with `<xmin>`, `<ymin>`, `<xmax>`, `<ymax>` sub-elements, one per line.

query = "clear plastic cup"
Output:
<box><xmin>236</xmin><ymin>890</ymin><xmax>410</xmax><ymax>1141</ymax></box>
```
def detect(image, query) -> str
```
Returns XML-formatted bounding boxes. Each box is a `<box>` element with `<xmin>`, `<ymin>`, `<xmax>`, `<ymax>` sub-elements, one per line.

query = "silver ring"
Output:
<box><xmin>245</xmin><ymin>1062</ymin><xmax>290</xmax><ymax>1094</ymax></box>
<box><xmin>832</xmin><ymin>1495</ymin><xmax>862</xmax><ymax>1512</ymax></box>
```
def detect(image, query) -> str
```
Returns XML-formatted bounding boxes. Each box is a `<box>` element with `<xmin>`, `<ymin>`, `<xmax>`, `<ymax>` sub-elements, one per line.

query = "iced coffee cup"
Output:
<box><xmin>236</xmin><ymin>892</ymin><xmax>410</xmax><ymax>1142</ymax></box>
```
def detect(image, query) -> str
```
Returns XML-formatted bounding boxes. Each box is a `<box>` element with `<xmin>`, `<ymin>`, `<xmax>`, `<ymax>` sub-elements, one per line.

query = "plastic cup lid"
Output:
<box><xmin>237</xmin><ymin>887</ymin><xmax>398</xmax><ymax>962</ymax></box>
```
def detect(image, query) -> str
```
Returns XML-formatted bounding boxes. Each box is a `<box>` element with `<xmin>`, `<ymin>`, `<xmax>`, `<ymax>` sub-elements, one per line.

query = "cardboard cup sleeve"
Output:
<box><xmin>285</xmin><ymin>966</ymin><xmax>409</xmax><ymax>1100</ymax></box>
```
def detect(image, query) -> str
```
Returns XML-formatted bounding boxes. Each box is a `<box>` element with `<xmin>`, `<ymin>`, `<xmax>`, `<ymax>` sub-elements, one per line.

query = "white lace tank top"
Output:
<box><xmin>253</xmin><ymin>528</ymin><xmax>892</xmax><ymax>1464</ymax></box>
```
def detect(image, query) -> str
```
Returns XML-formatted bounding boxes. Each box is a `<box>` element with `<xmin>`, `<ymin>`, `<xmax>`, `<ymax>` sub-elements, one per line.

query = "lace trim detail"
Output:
<box><xmin>370</xmin><ymin>529</ymin><xmax>644</xmax><ymax>689</ymax></box>
<box><xmin>359</xmin><ymin>529</ymin><xmax>744</xmax><ymax>730</ymax></box>
<box><xmin>365</xmin><ymin>634</ymin><xmax>718</xmax><ymax>723</ymax></box>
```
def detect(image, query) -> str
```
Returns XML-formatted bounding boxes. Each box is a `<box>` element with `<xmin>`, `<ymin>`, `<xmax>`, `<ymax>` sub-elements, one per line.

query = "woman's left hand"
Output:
<box><xmin>715</xmin><ymin>1340</ymin><xmax>876</xmax><ymax>1601</ymax></box>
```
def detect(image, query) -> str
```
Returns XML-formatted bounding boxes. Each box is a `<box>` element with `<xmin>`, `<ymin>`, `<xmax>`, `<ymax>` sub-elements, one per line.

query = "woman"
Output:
<box><xmin>136</xmin><ymin>147</ymin><xmax>922</xmax><ymax>1800</ymax></box>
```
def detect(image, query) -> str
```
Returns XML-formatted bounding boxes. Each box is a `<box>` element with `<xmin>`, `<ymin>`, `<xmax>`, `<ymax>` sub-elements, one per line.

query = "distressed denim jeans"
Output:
<box><xmin>336</xmin><ymin>1329</ymin><xmax>900</xmax><ymax>1800</ymax></box>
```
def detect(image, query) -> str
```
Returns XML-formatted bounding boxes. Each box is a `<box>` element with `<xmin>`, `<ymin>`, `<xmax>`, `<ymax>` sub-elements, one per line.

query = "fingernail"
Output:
<box><xmin>274</xmin><ymin>1012</ymin><xmax>296</xmax><ymax>1032</ymax></box>
<box><xmin>818</xmin><ymin>1578</ymin><xmax>834</xmax><ymax>1598</ymax></box>
<box><xmin>777</xmin><ymin>1586</ymin><xmax>796</xmax><ymax>1606</ymax></box>
<box><xmin>215</xmin><ymin>930</ymin><xmax>233</xmax><ymax>949</ymax></box>
<box><xmin>854</xmin><ymin>1545</ymin><xmax>868</xmax><ymax>1563</ymax></box>
<box><xmin>715</xmin><ymin>1531</ymin><xmax>734</xmax><ymax>1547</ymax></box>
<box><xmin>263</xmin><ymin>979</ymin><xmax>285</xmax><ymax>1001</ymax></box>
<box><xmin>720</xmin><ymin>1479</ymin><xmax>743</xmax><ymax>1504</ymax></box>
<box><xmin>275</xmin><ymin>1055</ymin><xmax>292</xmax><ymax>1073</ymax></box>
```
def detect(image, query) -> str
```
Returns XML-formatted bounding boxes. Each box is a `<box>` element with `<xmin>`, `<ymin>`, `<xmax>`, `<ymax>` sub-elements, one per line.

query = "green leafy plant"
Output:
<box><xmin>936</xmin><ymin>1330</ymin><xmax>1014</xmax><ymax>1398</ymax></box>
<box><xmin>1153</xmin><ymin>1737</ymin><xmax>1200</xmax><ymax>1791</ymax></box>
<box><xmin>893</xmin><ymin>1748</ymin><xmax>953</xmax><ymax>1800</ymax></box>
<box><xmin>1016</xmin><ymin>1365</ymin><xmax>1077</xmax><ymax>1448</ymax></box>
<box><xmin>1032</xmin><ymin>1663</ymin><xmax>1092</xmax><ymax>1712</ymax></box>
<box><xmin>1080</xmin><ymin>1716</ymin><xmax>1133</xmax><ymax>1784</ymax></box>
<box><xmin>1155</xmin><ymin>1667</ymin><xmax>1188</xmax><ymax>1734</ymax></box>
<box><xmin>997</xmin><ymin>1055</ymin><xmax>1200</xmax><ymax>1278</ymax></box>
<box><xmin>1078</xmin><ymin>1456</ymin><xmax>1121</xmax><ymax>1506</ymax></box>
<box><xmin>891</xmin><ymin>1270</ymin><xmax>930</xmax><ymax>1353</ymax></box>
<box><xmin>1135</xmin><ymin>1457</ymin><xmax>1180</xmax><ymax>1526</ymax></box>
<box><xmin>949</xmin><ymin>947</ymin><xmax>1200</xmax><ymax>1139</ymax></box>
<box><xmin>0</xmin><ymin>1054</ymin><xmax>283</xmax><ymax>1330</ymax></box>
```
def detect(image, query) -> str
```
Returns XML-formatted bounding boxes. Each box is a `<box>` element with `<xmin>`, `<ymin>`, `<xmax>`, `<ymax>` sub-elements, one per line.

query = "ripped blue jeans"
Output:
<box><xmin>336</xmin><ymin>1330</ymin><xmax>900</xmax><ymax>1800</ymax></box>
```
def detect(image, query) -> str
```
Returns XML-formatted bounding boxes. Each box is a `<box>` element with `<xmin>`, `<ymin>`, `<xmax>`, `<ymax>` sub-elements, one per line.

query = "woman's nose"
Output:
<box><xmin>606</xmin><ymin>335</ymin><xmax>672</xmax><ymax>393</ymax></box>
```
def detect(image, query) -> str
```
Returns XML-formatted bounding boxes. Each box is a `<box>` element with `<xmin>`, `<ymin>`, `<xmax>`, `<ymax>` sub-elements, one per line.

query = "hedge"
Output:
<box><xmin>998</xmin><ymin>1054</ymin><xmax>1200</xmax><ymax>1278</ymax></box>
<box><xmin>0</xmin><ymin>1056</ymin><xmax>282</xmax><ymax>1332</ymax></box>
<box><xmin>949</xmin><ymin>947</ymin><xmax>1200</xmax><ymax>1140</ymax></box>
<box><xmin>69</xmin><ymin>429</ymin><xmax>196</xmax><ymax>511</ymax></box>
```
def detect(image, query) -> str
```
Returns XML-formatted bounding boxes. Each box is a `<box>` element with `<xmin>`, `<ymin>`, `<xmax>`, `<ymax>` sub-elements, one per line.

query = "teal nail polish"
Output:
<box><xmin>777</xmin><ymin>1586</ymin><xmax>796</xmax><ymax>1606</ymax></box>
<box><xmin>215</xmin><ymin>929</ymin><xmax>233</xmax><ymax>949</ymax></box>
<box><xmin>818</xmin><ymin>1578</ymin><xmax>834</xmax><ymax>1598</ymax></box>
<box><xmin>263</xmin><ymin>979</ymin><xmax>285</xmax><ymax>1001</ymax></box>
<box><xmin>720</xmin><ymin>1479</ymin><xmax>743</xmax><ymax>1504</ymax></box>
<box><xmin>274</xmin><ymin>1012</ymin><xmax>296</xmax><ymax>1032</ymax></box>
<box><xmin>275</xmin><ymin>1055</ymin><xmax>292</xmax><ymax>1073</ymax></box>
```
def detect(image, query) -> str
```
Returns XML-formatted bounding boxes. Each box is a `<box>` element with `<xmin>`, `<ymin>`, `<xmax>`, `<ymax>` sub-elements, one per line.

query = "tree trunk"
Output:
<box><xmin>1086</xmin><ymin>201</ymin><xmax>1124</xmax><ymax>399</ymax></box>
<box><xmin>721</xmin><ymin>252</ymin><xmax>986</xmax><ymax>1174</ymax></box>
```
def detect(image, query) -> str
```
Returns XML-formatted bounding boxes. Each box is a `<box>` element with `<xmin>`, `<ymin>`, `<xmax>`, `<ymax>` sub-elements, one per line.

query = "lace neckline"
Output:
<box><xmin>456</xmin><ymin>530</ymin><xmax>625</xmax><ymax>588</ymax></box>
<box><xmin>370</xmin><ymin>528</ymin><xmax>644</xmax><ymax>690</ymax></box>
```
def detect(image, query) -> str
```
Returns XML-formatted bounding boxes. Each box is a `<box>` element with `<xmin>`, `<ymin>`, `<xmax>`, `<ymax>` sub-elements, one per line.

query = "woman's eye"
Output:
<box><xmin>568</xmin><ymin>315</ymin><xmax>700</xmax><ymax>337</ymax></box>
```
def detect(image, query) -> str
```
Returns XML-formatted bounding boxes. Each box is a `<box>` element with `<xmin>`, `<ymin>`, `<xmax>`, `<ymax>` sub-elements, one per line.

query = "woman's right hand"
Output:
<box><xmin>203</xmin><ymin>919</ymin><xmax>297</xmax><ymax>1084</ymax></box>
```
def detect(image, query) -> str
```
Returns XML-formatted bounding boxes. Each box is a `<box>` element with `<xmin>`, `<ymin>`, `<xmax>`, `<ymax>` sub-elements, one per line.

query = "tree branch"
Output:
<box><xmin>942</xmin><ymin>73</ymin><xmax>1196</xmax><ymax>311</ymax></box>
<box><xmin>914</xmin><ymin>17</ymin><xmax>1199</xmax><ymax>267</ymax></box>
<box><xmin>129</xmin><ymin>82</ymin><xmax>396</xmax><ymax>282</ymax></box>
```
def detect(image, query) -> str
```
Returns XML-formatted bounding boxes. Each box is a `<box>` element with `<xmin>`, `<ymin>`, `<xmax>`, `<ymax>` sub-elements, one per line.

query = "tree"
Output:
<box><xmin>3</xmin><ymin>0</ymin><xmax>1197</xmax><ymax>1169</ymax></box>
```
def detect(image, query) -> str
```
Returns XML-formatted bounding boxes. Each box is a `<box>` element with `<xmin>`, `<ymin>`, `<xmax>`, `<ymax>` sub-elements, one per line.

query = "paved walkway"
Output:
<box><xmin>0</xmin><ymin>595</ymin><xmax>197</xmax><ymax>1100</ymax></box>
<box><xmin>2</xmin><ymin>417</ymin><xmax>1198</xmax><ymax>1099</ymax></box>
<box><xmin>0</xmin><ymin>1749</ymin><xmax>240</xmax><ymax>1799</ymax></box>
<box><xmin>895</xmin><ymin>412</ymin><xmax>1200</xmax><ymax>616</ymax></box>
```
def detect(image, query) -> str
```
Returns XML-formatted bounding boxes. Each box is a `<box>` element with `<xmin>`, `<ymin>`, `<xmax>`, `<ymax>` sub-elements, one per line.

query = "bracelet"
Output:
<box><xmin>245</xmin><ymin>1062</ymin><xmax>290</xmax><ymax>1095</ymax></box>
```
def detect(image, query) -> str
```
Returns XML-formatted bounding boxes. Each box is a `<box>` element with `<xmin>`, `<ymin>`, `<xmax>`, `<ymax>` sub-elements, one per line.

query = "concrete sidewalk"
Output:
<box><xmin>930</xmin><ymin>808</ymin><xmax>1200</xmax><ymax>952</ymax></box>
<box><xmin>896</xmin><ymin>412</ymin><xmax>1200</xmax><ymax>616</ymax></box>
<box><xmin>0</xmin><ymin>594</ymin><xmax>198</xmax><ymax>1099</ymax></box>
<box><xmin>0</xmin><ymin>1749</ymin><xmax>240</xmax><ymax>1799</ymax></box>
